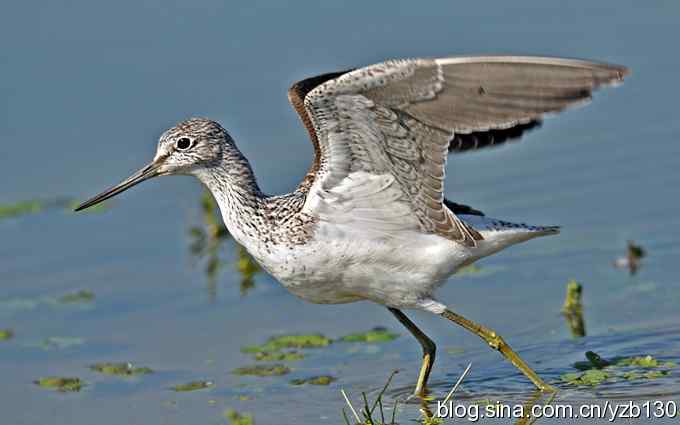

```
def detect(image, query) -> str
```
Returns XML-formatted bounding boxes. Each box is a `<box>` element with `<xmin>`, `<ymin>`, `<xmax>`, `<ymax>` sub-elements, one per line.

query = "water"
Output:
<box><xmin>2</xmin><ymin>1</ymin><xmax>680</xmax><ymax>424</ymax></box>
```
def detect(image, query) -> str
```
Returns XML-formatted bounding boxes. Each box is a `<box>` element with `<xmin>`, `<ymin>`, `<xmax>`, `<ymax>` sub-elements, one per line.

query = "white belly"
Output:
<box><xmin>247</xmin><ymin>221</ymin><xmax>468</xmax><ymax>308</ymax></box>
<box><xmin>238</xmin><ymin>215</ymin><xmax>558</xmax><ymax>310</ymax></box>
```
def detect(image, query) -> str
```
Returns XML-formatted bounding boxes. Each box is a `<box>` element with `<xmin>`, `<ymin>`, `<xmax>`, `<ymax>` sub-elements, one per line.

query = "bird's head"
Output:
<box><xmin>75</xmin><ymin>118</ymin><xmax>231</xmax><ymax>211</ymax></box>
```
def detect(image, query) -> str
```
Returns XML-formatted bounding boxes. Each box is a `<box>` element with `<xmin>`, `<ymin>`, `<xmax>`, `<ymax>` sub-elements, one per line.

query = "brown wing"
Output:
<box><xmin>288</xmin><ymin>70</ymin><xmax>352</xmax><ymax>191</ymax></box>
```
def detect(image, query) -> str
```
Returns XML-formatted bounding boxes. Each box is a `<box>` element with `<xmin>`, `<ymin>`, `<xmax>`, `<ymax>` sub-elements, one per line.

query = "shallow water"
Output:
<box><xmin>2</xmin><ymin>1</ymin><xmax>680</xmax><ymax>424</ymax></box>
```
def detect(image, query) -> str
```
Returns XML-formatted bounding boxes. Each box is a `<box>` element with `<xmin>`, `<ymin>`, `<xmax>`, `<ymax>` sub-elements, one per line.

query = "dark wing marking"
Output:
<box><xmin>288</xmin><ymin>70</ymin><xmax>353</xmax><ymax>191</ymax></box>
<box><xmin>443</xmin><ymin>198</ymin><xmax>485</xmax><ymax>216</ymax></box>
<box><xmin>449</xmin><ymin>120</ymin><xmax>541</xmax><ymax>153</ymax></box>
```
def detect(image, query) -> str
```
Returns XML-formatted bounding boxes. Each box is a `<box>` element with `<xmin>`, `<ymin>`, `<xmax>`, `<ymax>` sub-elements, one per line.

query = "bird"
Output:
<box><xmin>75</xmin><ymin>55</ymin><xmax>628</xmax><ymax>396</ymax></box>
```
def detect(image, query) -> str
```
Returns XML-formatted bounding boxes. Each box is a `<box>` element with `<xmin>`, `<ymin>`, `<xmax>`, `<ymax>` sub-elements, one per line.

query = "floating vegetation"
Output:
<box><xmin>232</xmin><ymin>364</ymin><xmax>291</xmax><ymax>377</ymax></box>
<box><xmin>0</xmin><ymin>197</ymin><xmax>109</xmax><ymax>221</ymax></box>
<box><xmin>35</xmin><ymin>377</ymin><xmax>84</xmax><ymax>392</ymax></box>
<box><xmin>0</xmin><ymin>200</ymin><xmax>44</xmax><ymax>219</ymax></box>
<box><xmin>171</xmin><ymin>380</ymin><xmax>214</xmax><ymax>392</ymax></box>
<box><xmin>574</xmin><ymin>352</ymin><xmax>676</xmax><ymax>370</ymax></box>
<box><xmin>562</xmin><ymin>352</ymin><xmax>675</xmax><ymax>387</ymax></box>
<box><xmin>253</xmin><ymin>351</ymin><xmax>304</xmax><ymax>362</ymax></box>
<box><xmin>561</xmin><ymin>369</ymin><xmax>611</xmax><ymax>386</ymax></box>
<box><xmin>622</xmin><ymin>370</ymin><xmax>670</xmax><ymax>380</ymax></box>
<box><xmin>0</xmin><ymin>290</ymin><xmax>97</xmax><ymax>315</ymax></box>
<box><xmin>41</xmin><ymin>336</ymin><xmax>84</xmax><ymax>350</ymax></box>
<box><xmin>561</xmin><ymin>280</ymin><xmax>586</xmax><ymax>338</ymax></box>
<box><xmin>59</xmin><ymin>290</ymin><xmax>95</xmax><ymax>304</ymax></box>
<box><xmin>0</xmin><ymin>329</ymin><xmax>13</xmax><ymax>341</ymax></box>
<box><xmin>614</xmin><ymin>240</ymin><xmax>646</xmax><ymax>275</ymax></box>
<box><xmin>339</xmin><ymin>327</ymin><xmax>399</xmax><ymax>343</ymax></box>
<box><xmin>90</xmin><ymin>362</ymin><xmax>153</xmax><ymax>376</ymax></box>
<box><xmin>290</xmin><ymin>375</ymin><xmax>336</xmax><ymax>386</ymax></box>
<box><xmin>615</xmin><ymin>355</ymin><xmax>676</xmax><ymax>368</ymax></box>
<box><xmin>224</xmin><ymin>409</ymin><xmax>254</xmax><ymax>425</ymax></box>
<box><xmin>242</xmin><ymin>334</ymin><xmax>332</xmax><ymax>353</ymax></box>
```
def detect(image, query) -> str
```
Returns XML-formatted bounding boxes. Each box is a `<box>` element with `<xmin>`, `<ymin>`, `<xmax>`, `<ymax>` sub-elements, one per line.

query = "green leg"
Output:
<box><xmin>440</xmin><ymin>308</ymin><xmax>555</xmax><ymax>392</ymax></box>
<box><xmin>388</xmin><ymin>308</ymin><xmax>436</xmax><ymax>397</ymax></box>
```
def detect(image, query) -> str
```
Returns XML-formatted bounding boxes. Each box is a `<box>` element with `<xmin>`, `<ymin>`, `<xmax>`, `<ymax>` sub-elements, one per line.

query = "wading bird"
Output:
<box><xmin>76</xmin><ymin>56</ymin><xmax>628</xmax><ymax>396</ymax></box>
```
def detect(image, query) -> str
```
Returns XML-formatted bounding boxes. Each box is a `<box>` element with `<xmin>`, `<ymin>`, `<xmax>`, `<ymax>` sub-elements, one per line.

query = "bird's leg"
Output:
<box><xmin>388</xmin><ymin>308</ymin><xmax>436</xmax><ymax>397</ymax></box>
<box><xmin>440</xmin><ymin>308</ymin><xmax>555</xmax><ymax>392</ymax></box>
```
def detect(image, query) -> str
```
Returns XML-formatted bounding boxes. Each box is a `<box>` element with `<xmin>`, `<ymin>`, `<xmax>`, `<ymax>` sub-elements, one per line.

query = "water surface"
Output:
<box><xmin>2</xmin><ymin>1</ymin><xmax>680</xmax><ymax>424</ymax></box>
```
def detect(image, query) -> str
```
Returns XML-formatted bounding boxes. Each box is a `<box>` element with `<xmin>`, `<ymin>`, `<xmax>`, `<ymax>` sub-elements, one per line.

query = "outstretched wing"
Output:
<box><xmin>289</xmin><ymin>56</ymin><xmax>628</xmax><ymax>246</ymax></box>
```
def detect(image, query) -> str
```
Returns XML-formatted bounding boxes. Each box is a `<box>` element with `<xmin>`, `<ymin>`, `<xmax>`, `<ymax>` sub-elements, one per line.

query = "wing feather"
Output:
<box><xmin>288</xmin><ymin>56</ymin><xmax>628</xmax><ymax>246</ymax></box>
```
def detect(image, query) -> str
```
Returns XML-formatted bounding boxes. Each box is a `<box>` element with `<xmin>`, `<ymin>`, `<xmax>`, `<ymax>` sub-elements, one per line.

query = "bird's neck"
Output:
<box><xmin>194</xmin><ymin>148</ymin><xmax>267</xmax><ymax>247</ymax></box>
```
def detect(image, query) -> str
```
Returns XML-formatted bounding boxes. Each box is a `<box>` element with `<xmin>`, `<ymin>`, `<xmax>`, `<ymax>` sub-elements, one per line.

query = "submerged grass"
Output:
<box><xmin>0</xmin><ymin>329</ymin><xmax>14</xmax><ymax>341</ymax></box>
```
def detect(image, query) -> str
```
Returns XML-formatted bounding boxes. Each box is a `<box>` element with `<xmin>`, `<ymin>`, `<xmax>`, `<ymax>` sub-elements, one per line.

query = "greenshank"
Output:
<box><xmin>76</xmin><ymin>55</ymin><xmax>628</xmax><ymax>396</ymax></box>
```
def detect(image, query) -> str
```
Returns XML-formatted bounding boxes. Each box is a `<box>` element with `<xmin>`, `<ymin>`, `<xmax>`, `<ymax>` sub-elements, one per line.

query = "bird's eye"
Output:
<box><xmin>176</xmin><ymin>137</ymin><xmax>193</xmax><ymax>150</ymax></box>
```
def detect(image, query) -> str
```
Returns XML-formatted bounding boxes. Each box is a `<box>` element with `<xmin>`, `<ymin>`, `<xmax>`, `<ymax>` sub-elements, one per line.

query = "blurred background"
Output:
<box><xmin>1</xmin><ymin>1</ymin><xmax>679</xmax><ymax>424</ymax></box>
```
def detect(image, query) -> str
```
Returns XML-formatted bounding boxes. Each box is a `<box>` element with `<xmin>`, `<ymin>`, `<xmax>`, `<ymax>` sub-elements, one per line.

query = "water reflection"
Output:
<box><xmin>188</xmin><ymin>189</ymin><xmax>261</xmax><ymax>300</ymax></box>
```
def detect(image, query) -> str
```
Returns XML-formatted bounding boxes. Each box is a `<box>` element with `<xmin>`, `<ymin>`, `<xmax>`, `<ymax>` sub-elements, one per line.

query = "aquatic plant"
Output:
<box><xmin>41</xmin><ymin>336</ymin><xmax>84</xmax><ymax>350</ymax></box>
<box><xmin>0</xmin><ymin>200</ymin><xmax>44</xmax><ymax>219</ymax></box>
<box><xmin>253</xmin><ymin>351</ymin><xmax>304</xmax><ymax>362</ymax></box>
<box><xmin>339</xmin><ymin>327</ymin><xmax>399</xmax><ymax>343</ymax></box>
<box><xmin>171</xmin><ymin>380</ymin><xmax>214</xmax><ymax>392</ymax></box>
<box><xmin>561</xmin><ymin>279</ymin><xmax>586</xmax><ymax>337</ymax></box>
<box><xmin>224</xmin><ymin>409</ymin><xmax>254</xmax><ymax>425</ymax></box>
<box><xmin>241</xmin><ymin>334</ymin><xmax>332</xmax><ymax>353</ymax></box>
<box><xmin>562</xmin><ymin>351</ymin><xmax>675</xmax><ymax>387</ymax></box>
<box><xmin>0</xmin><ymin>197</ymin><xmax>109</xmax><ymax>221</ymax></box>
<box><xmin>90</xmin><ymin>362</ymin><xmax>153</xmax><ymax>376</ymax></box>
<box><xmin>232</xmin><ymin>364</ymin><xmax>291</xmax><ymax>377</ymax></box>
<box><xmin>290</xmin><ymin>375</ymin><xmax>336</xmax><ymax>386</ymax></box>
<box><xmin>34</xmin><ymin>377</ymin><xmax>84</xmax><ymax>392</ymax></box>
<box><xmin>59</xmin><ymin>289</ymin><xmax>95</xmax><ymax>304</ymax></box>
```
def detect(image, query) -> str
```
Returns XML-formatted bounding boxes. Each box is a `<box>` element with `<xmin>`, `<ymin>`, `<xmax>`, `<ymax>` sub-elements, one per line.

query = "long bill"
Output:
<box><xmin>74</xmin><ymin>160</ymin><xmax>163</xmax><ymax>212</ymax></box>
